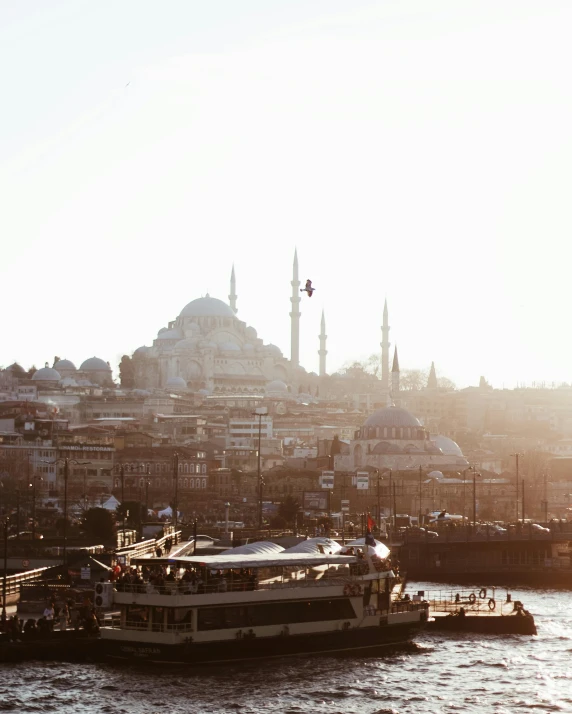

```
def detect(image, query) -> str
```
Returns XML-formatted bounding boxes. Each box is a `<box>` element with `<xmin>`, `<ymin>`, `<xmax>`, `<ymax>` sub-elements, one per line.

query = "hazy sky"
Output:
<box><xmin>2</xmin><ymin>0</ymin><xmax>572</xmax><ymax>389</ymax></box>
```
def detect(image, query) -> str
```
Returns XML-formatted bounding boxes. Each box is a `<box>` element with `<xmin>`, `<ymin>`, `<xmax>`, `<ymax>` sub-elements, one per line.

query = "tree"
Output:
<box><xmin>117</xmin><ymin>500</ymin><xmax>146</xmax><ymax>527</ymax></box>
<box><xmin>400</xmin><ymin>369</ymin><xmax>428</xmax><ymax>391</ymax></box>
<box><xmin>27</xmin><ymin>365</ymin><xmax>37</xmax><ymax>379</ymax></box>
<box><xmin>119</xmin><ymin>355</ymin><xmax>135</xmax><ymax>389</ymax></box>
<box><xmin>278</xmin><ymin>495</ymin><xmax>300</xmax><ymax>526</ymax></box>
<box><xmin>52</xmin><ymin>356</ymin><xmax>61</xmax><ymax>368</ymax></box>
<box><xmin>83</xmin><ymin>508</ymin><xmax>116</xmax><ymax>543</ymax></box>
<box><xmin>437</xmin><ymin>377</ymin><xmax>456</xmax><ymax>390</ymax></box>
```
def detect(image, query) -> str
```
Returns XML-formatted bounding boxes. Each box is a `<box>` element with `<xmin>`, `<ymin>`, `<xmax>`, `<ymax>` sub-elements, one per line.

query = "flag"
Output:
<box><xmin>367</xmin><ymin>514</ymin><xmax>376</xmax><ymax>531</ymax></box>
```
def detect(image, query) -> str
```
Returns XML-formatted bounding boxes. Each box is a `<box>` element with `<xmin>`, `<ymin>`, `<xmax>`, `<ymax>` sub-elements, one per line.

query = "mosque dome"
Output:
<box><xmin>371</xmin><ymin>441</ymin><xmax>403</xmax><ymax>455</ymax></box>
<box><xmin>59</xmin><ymin>377</ymin><xmax>78</xmax><ymax>387</ymax></box>
<box><xmin>199</xmin><ymin>340</ymin><xmax>217</xmax><ymax>350</ymax></box>
<box><xmin>80</xmin><ymin>357</ymin><xmax>111</xmax><ymax>372</ymax></box>
<box><xmin>179</xmin><ymin>295</ymin><xmax>235</xmax><ymax>319</ymax></box>
<box><xmin>246</xmin><ymin>326</ymin><xmax>257</xmax><ymax>339</ymax></box>
<box><xmin>7</xmin><ymin>363</ymin><xmax>26</xmax><ymax>375</ymax></box>
<box><xmin>157</xmin><ymin>328</ymin><xmax>182</xmax><ymax>341</ymax></box>
<box><xmin>363</xmin><ymin>406</ymin><xmax>421</xmax><ymax>429</ymax></box>
<box><xmin>219</xmin><ymin>341</ymin><xmax>241</xmax><ymax>352</ymax></box>
<box><xmin>428</xmin><ymin>470</ymin><xmax>445</xmax><ymax>479</ymax></box>
<box><xmin>175</xmin><ymin>338</ymin><xmax>199</xmax><ymax>351</ymax></box>
<box><xmin>32</xmin><ymin>364</ymin><xmax>61</xmax><ymax>382</ymax></box>
<box><xmin>166</xmin><ymin>376</ymin><xmax>187</xmax><ymax>390</ymax></box>
<box><xmin>54</xmin><ymin>359</ymin><xmax>76</xmax><ymax>371</ymax></box>
<box><xmin>243</xmin><ymin>344</ymin><xmax>255</xmax><ymax>352</ymax></box>
<box><xmin>266</xmin><ymin>379</ymin><xmax>288</xmax><ymax>393</ymax></box>
<box><xmin>133</xmin><ymin>346</ymin><xmax>149</xmax><ymax>356</ymax></box>
<box><xmin>265</xmin><ymin>344</ymin><xmax>282</xmax><ymax>356</ymax></box>
<box><xmin>430</xmin><ymin>435</ymin><xmax>464</xmax><ymax>457</ymax></box>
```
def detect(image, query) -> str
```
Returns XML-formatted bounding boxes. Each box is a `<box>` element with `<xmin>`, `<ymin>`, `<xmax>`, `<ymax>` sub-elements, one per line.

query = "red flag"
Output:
<box><xmin>367</xmin><ymin>514</ymin><xmax>376</xmax><ymax>531</ymax></box>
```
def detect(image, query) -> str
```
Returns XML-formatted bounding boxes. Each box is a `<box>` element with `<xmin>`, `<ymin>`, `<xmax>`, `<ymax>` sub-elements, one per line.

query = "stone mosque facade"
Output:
<box><xmin>132</xmin><ymin>254</ymin><xmax>322</xmax><ymax>395</ymax></box>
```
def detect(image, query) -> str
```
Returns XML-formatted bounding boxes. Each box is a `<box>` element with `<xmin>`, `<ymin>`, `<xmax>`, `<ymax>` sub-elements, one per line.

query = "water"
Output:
<box><xmin>1</xmin><ymin>584</ymin><xmax>571</xmax><ymax>714</ymax></box>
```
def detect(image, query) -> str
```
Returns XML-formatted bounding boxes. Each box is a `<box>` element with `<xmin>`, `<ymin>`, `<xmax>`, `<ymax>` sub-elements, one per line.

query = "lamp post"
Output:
<box><xmin>2</xmin><ymin>516</ymin><xmax>9</xmax><ymax>630</ymax></box>
<box><xmin>172</xmin><ymin>453</ymin><xmax>179</xmax><ymax>540</ymax></box>
<box><xmin>511</xmin><ymin>452</ymin><xmax>523</xmax><ymax>523</ymax></box>
<box><xmin>473</xmin><ymin>471</ymin><xmax>481</xmax><ymax>527</ymax></box>
<box><xmin>30</xmin><ymin>474</ymin><xmax>43</xmax><ymax>543</ymax></box>
<box><xmin>462</xmin><ymin>466</ymin><xmax>473</xmax><ymax>525</ymax></box>
<box><xmin>41</xmin><ymin>457</ymin><xmax>90</xmax><ymax>579</ymax></box>
<box><xmin>252</xmin><ymin>408</ymin><xmax>268</xmax><ymax>530</ymax></box>
<box><xmin>418</xmin><ymin>466</ymin><xmax>423</xmax><ymax>526</ymax></box>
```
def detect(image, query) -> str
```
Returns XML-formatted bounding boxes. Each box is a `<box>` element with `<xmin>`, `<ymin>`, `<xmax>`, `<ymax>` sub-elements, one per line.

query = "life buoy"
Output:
<box><xmin>488</xmin><ymin>598</ymin><xmax>496</xmax><ymax>611</ymax></box>
<box><xmin>468</xmin><ymin>593</ymin><xmax>476</xmax><ymax>604</ymax></box>
<box><xmin>479</xmin><ymin>588</ymin><xmax>487</xmax><ymax>599</ymax></box>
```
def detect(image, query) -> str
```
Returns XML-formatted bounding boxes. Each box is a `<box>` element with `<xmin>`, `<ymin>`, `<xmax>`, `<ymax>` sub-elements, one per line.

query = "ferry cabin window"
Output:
<box><xmin>197</xmin><ymin>598</ymin><xmax>356</xmax><ymax>631</ymax></box>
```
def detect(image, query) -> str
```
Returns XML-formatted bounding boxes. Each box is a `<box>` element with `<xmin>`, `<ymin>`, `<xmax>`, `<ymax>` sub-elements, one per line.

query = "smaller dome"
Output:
<box><xmin>371</xmin><ymin>441</ymin><xmax>403</xmax><ymax>455</ymax></box>
<box><xmin>54</xmin><ymin>359</ymin><xmax>76</xmax><ymax>371</ymax></box>
<box><xmin>266</xmin><ymin>379</ymin><xmax>288</xmax><ymax>393</ymax></box>
<box><xmin>158</xmin><ymin>327</ymin><xmax>168</xmax><ymax>334</ymax></box>
<box><xmin>246</xmin><ymin>326</ymin><xmax>257</xmax><ymax>339</ymax></box>
<box><xmin>264</xmin><ymin>343</ymin><xmax>282</xmax><ymax>356</ymax></box>
<box><xmin>427</xmin><ymin>470</ymin><xmax>445</xmax><ymax>479</ymax></box>
<box><xmin>220</xmin><ymin>341</ymin><xmax>241</xmax><ymax>352</ymax></box>
<box><xmin>157</xmin><ymin>328</ymin><xmax>182</xmax><ymax>341</ymax></box>
<box><xmin>7</xmin><ymin>362</ymin><xmax>26</xmax><ymax>375</ymax></box>
<box><xmin>198</xmin><ymin>388</ymin><xmax>211</xmax><ymax>396</ymax></box>
<box><xmin>133</xmin><ymin>346</ymin><xmax>149</xmax><ymax>356</ymax></box>
<box><xmin>59</xmin><ymin>377</ymin><xmax>78</xmax><ymax>387</ymax></box>
<box><xmin>77</xmin><ymin>379</ymin><xmax>94</xmax><ymax>387</ymax></box>
<box><xmin>80</xmin><ymin>357</ymin><xmax>111</xmax><ymax>371</ymax></box>
<box><xmin>166</xmin><ymin>376</ymin><xmax>187</xmax><ymax>389</ymax></box>
<box><xmin>32</xmin><ymin>364</ymin><xmax>61</xmax><ymax>382</ymax></box>
<box><xmin>199</xmin><ymin>340</ymin><xmax>217</xmax><ymax>350</ymax></box>
<box><xmin>431</xmin><ymin>435</ymin><xmax>464</xmax><ymax>457</ymax></box>
<box><xmin>243</xmin><ymin>344</ymin><xmax>254</xmax><ymax>352</ymax></box>
<box><xmin>188</xmin><ymin>322</ymin><xmax>201</xmax><ymax>333</ymax></box>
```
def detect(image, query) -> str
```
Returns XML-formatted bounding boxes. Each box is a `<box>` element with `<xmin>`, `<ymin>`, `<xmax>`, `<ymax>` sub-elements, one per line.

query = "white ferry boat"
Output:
<box><xmin>99</xmin><ymin>538</ymin><xmax>428</xmax><ymax>664</ymax></box>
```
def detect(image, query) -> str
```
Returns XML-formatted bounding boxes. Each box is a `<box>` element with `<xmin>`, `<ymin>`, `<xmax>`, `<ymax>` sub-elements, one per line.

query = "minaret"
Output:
<box><xmin>380</xmin><ymin>299</ymin><xmax>390</xmax><ymax>394</ymax></box>
<box><xmin>427</xmin><ymin>361</ymin><xmax>438</xmax><ymax>389</ymax></box>
<box><xmin>229</xmin><ymin>264</ymin><xmax>237</xmax><ymax>314</ymax></box>
<box><xmin>318</xmin><ymin>309</ymin><xmax>327</xmax><ymax>377</ymax></box>
<box><xmin>391</xmin><ymin>346</ymin><xmax>400</xmax><ymax>406</ymax></box>
<box><xmin>290</xmin><ymin>249</ymin><xmax>301</xmax><ymax>367</ymax></box>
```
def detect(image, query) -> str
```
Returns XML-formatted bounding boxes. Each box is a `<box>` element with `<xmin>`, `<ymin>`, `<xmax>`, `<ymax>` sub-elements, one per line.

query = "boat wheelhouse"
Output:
<box><xmin>100</xmin><ymin>539</ymin><xmax>427</xmax><ymax>664</ymax></box>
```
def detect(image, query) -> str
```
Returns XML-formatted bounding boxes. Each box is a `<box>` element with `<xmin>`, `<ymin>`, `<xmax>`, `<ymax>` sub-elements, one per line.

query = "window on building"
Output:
<box><xmin>190</xmin><ymin>479</ymin><xmax>195</xmax><ymax>489</ymax></box>
<box><xmin>202</xmin><ymin>478</ymin><xmax>206</xmax><ymax>489</ymax></box>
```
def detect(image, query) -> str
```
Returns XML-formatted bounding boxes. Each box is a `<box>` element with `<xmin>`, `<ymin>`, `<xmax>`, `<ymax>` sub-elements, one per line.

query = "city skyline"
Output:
<box><xmin>2</xmin><ymin>1</ymin><xmax>572</xmax><ymax>388</ymax></box>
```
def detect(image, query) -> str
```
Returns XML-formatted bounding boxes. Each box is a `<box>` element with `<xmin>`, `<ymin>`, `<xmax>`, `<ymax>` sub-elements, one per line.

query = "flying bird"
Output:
<box><xmin>300</xmin><ymin>279</ymin><xmax>315</xmax><ymax>297</ymax></box>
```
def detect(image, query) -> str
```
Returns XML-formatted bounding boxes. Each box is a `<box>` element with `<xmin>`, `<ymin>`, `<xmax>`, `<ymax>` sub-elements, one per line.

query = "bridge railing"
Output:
<box><xmin>1</xmin><ymin>566</ymin><xmax>49</xmax><ymax>597</ymax></box>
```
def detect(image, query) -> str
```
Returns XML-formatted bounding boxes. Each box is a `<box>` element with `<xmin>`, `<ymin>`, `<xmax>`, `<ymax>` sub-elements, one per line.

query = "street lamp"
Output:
<box><xmin>252</xmin><ymin>408</ymin><xmax>268</xmax><ymax>530</ymax></box>
<box><xmin>461</xmin><ymin>466</ymin><xmax>474</xmax><ymax>525</ymax></box>
<box><xmin>511</xmin><ymin>452</ymin><xmax>523</xmax><ymax>523</ymax></box>
<box><xmin>41</xmin><ymin>458</ymin><xmax>90</xmax><ymax>578</ymax></box>
<box><xmin>172</xmin><ymin>453</ymin><xmax>179</xmax><ymax>540</ymax></box>
<box><xmin>473</xmin><ymin>471</ymin><xmax>481</xmax><ymax>527</ymax></box>
<box><xmin>1</xmin><ymin>516</ymin><xmax>9</xmax><ymax>629</ymax></box>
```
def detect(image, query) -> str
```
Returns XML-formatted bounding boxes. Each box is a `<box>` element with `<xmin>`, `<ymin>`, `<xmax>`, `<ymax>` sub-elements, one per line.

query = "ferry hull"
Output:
<box><xmin>100</xmin><ymin>622</ymin><xmax>423</xmax><ymax>665</ymax></box>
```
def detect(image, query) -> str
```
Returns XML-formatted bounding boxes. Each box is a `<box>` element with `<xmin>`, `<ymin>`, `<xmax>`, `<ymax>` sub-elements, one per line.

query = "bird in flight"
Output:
<box><xmin>300</xmin><ymin>279</ymin><xmax>315</xmax><ymax>297</ymax></box>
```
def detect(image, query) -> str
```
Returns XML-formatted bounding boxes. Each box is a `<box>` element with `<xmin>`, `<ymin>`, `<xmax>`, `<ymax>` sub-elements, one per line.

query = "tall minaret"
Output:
<box><xmin>391</xmin><ymin>346</ymin><xmax>400</xmax><ymax>406</ymax></box>
<box><xmin>380</xmin><ymin>298</ymin><xmax>390</xmax><ymax>394</ymax></box>
<box><xmin>427</xmin><ymin>361</ymin><xmax>438</xmax><ymax>389</ymax></box>
<box><xmin>290</xmin><ymin>248</ymin><xmax>301</xmax><ymax>367</ymax></box>
<box><xmin>229</xmin><ymin>264</ymin><xmax>237</xmax><ymax>314</ymax></box>
<box><xmin>318</xmin><ymin>309</ymin><xmax>327</xmax><ymax>377</ymax></box>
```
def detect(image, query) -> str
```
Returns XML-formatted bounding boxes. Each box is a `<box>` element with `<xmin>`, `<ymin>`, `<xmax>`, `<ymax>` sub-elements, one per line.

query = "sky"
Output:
<box><xmin>1</xmin><ymin>0</ymin><xmax>572</xmax><ymax>389</ymax></box>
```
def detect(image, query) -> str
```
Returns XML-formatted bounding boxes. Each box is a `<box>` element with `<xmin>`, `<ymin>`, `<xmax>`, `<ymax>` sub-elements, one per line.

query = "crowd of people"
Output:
<box><xmin>113</xmin><ymin>563</ymin><xmax>258</xmax><ymax>595</ymax></box>
<box><xmin>2</xmin><ymin>597</ymin><xmax>101</xmax><ymax>642</ymax></box>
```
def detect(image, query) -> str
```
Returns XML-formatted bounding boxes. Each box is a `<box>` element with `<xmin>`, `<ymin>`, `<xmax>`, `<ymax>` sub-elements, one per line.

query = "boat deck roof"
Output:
<box><xmin>132</xmin><ymin>553</ymin><xmax>358</xmax><ymax>570</ymax></box>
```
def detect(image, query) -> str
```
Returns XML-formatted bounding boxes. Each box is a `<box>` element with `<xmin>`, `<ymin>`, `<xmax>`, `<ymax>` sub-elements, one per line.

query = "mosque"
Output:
<box><xmin>129</xmin><ymin>250</ymin><xmax>357</xmax><ymax>397</ymax></box>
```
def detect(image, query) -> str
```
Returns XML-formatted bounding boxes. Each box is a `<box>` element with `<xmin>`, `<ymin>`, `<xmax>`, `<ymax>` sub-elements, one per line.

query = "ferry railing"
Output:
<box><xmin>113</xmin><ymin>576</ymin><xmax>358</xmax><ymax>597</ymax></box>
<box><xmin>115</xmin><ymin>531</ymin><xmax>182</xmax><ymax>563</ymax></box>
<box><xmin>422</xmin><ymin>588</ymin><xmax>514</xmax><ymax>616</ymax></box>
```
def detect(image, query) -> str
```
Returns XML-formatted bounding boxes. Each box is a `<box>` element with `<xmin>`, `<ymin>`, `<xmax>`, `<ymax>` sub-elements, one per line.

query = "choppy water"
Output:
<box><xmin>1</xmin><ymin>584</ymin><xmax>571</xmax><ymax>714</ymax></box>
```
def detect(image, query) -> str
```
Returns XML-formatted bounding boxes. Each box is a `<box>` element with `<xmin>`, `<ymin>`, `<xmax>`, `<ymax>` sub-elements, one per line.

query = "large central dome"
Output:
<box><xmin>180</xmin><ymin>295</ymin><xmax>235</xmax><ymax>318</ymax></box>
<box><xmin>363</xmin><ymin>406</ymin><xmax>421</xmax><ymax>428</ymax></box>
